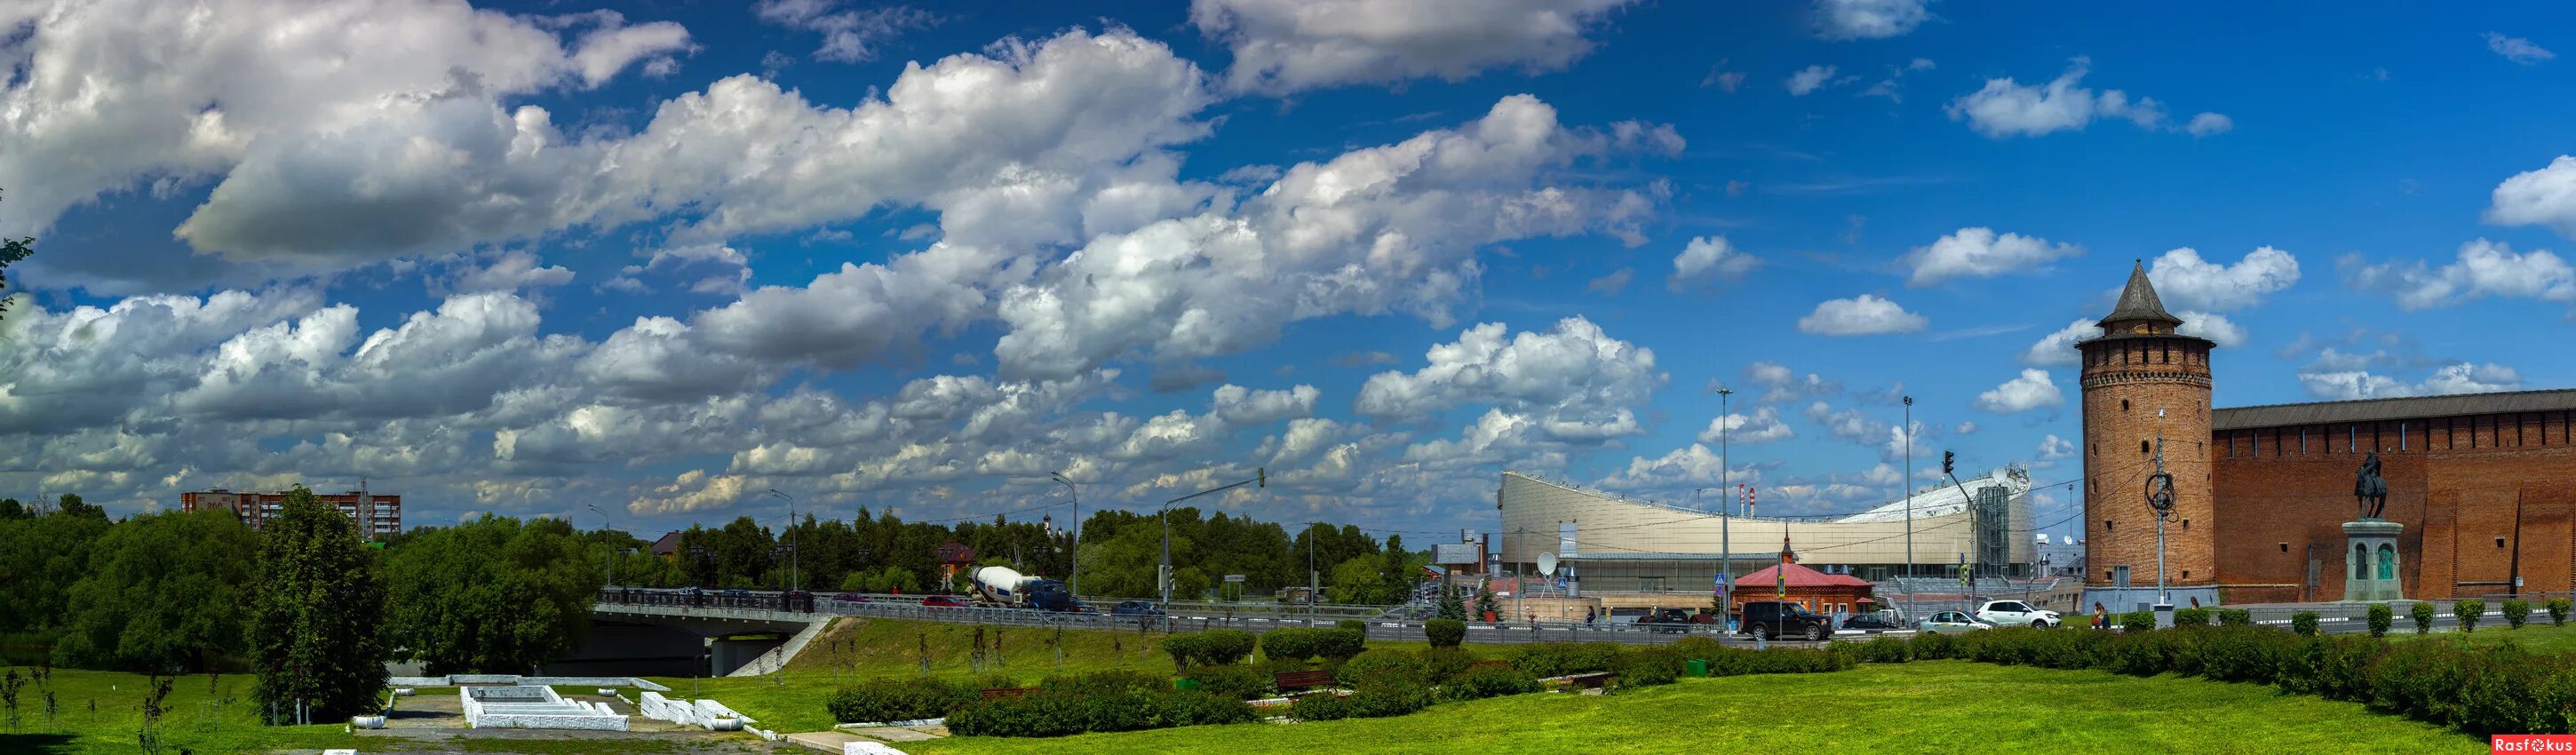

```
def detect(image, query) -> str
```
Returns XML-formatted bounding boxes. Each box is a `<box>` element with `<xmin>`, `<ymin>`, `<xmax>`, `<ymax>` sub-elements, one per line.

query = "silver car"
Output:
<box><xmin>1914</xmin><ymin>610</ymin><xmax>1994</xmax><ymax>634</ymax></box>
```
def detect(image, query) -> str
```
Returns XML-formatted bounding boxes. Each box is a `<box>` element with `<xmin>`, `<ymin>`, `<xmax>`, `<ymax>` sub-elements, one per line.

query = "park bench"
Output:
<box><xmin>981</xmin><ymin>687</ymin><xmax>1038</xmax><ymax>700</ymax></box>
<box><xmin>1273</xmin><ymin>669</ymin><xmax>1337</xmax><ymax>693</ymax></box>
<box><xmin>1563</xmin><ymin>672</ymin><xmax>1615</xmax><ymax>690</ymax></box>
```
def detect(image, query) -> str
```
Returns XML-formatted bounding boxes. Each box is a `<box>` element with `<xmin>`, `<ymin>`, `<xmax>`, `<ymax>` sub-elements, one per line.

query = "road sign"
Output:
<box><xmin>1224</xmin><ymin>574</ymin><xmax>1245</xmax><ymax>583</ymax></box>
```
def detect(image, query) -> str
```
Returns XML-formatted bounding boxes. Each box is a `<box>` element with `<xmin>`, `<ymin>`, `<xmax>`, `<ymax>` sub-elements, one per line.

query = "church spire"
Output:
<box><xmin>2099</xmin><ymin>258</ymin><xmax>2182</xmax><ymax>329</ymax></box>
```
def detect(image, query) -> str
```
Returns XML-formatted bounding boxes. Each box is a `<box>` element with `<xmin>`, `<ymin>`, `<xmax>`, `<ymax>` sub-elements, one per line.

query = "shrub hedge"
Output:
<box><xmin>1417</xmin><ymin>647</ymin><xmax>1475</xmax><ymax>683</ymax></box>
<box><xmin>2504</xmin><ymin>600</ymin><xmax>2531</xmax><ymax>630</ymax></box>
<box><xmin>1261</xmin><ymin>627</ymin><xmax>1366</xmax><ymax>662</ymax></box>
<box><xmin>1507</xmin><ymin>642</ymin><xmax>1624</xmax><ymax>678</ymax></box>
<box><xmin>2174</xmin><ymin>607</ymin><xmax>2210</xmax><ymax>627</ymax></box>
<box><xmin>2119</xmin><ymin>610</ymin><xmax>2155</xmax><ymax>632</ymax></box>
<box><xmin>1339</xmin><ymin>649</ymin><xmax>1427</xmax><ymax>688</ymax></box>
<box><xmin>1425</xmin><ymin>618</ymin><xmax>1466</xmax><ymax>648</ymax></box>
<box><xmin>1613</xmin><ymin>647</ymin><xmax>1685</xmax><ymax>689</ymax></box>
<box><xmin>2552</xmin><ymin>599</ymin><xmax>2572</xmax><ymax>628</ymax></box>
<box><xmin>825</xmin><ymin>677</ymin><xmax>983</xmax><ymax>724</ymax></box>
<box><xmin>1288</xmin><ymin>680</ymin><xmax>1434</xmax><ymax>721</ymax></box>
<box><xmin>947</xmin><ymin>684</ymin><xmax>1257</xmax><ymax>737</ymax></box>
<box><xmin>2366</xmin><ymin>604</ymin><xmax>2392</xmax><ymax>638</ymax></box>
<box><xmin>1164</xmin><ymin>630</ymin><xmax>1255</xmax><ymax>669</ymax></box>
<box><xmin>2457</xmin><ymin>600</ymin><xmax>2486</xmax><ymax>633</ymax></box>
<box><xmin>2217</xmin><ymin>608</ymin><xmax>2253</xmax><ymax>627</ymax></box>
<box><xmin>1187</xmin><ymin>664</ymin><xmax>1273</xmax><ymax>701</ymax></box>
<box><xmin>1439</xmin><ymin>664</ymin><xmax>1541</xmax><ymax>702</ymax></box>
<box><xmin>2292</xmin><ymin>611</ymin><xmax>2320</xmax><ymax>637</ymax></box>
<box><xmin>2411</xmin><ymin>601</ymin><xmax>2437</xmax><ymax>634</ymax></box>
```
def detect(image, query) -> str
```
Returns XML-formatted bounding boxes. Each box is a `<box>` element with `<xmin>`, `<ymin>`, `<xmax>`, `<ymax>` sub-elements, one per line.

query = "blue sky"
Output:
<box><xmin>4</xmin><ymin>0</ymin><xmax>2574</xmax><ymax>544</ymax></box>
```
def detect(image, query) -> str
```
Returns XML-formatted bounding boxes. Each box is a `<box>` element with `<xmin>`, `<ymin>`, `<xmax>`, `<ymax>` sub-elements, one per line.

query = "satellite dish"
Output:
<box><xmin>1537</xmin><ymin>553</ymin><xmax>1558</xmax><ymax>577</ymax></box>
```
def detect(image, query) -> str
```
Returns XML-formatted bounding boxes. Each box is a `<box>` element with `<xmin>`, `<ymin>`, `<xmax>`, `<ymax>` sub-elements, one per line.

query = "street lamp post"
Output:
<box><xmin>1718</xmin><ymin>385</ymin><xmax>1734</xmax><ymax>593</ymax></box>
<box><xmin>769</xmin><ymin>489</ymin><xmax>798</xmax><ymax>592</ymax></box>
<box><xmin>1903</xmin><ymin>394</ymin><xmax>1914</xmax><ymax>621</ymax></box>
<box><xmin>1303</xmin><ymin>521</ymin><xmax>1326</xmax><ymax>625</ymax></box>
<box><xmin>585</xmin><ymin>504</ymin><xmax>614</xmax><ymax>588</ymax></box>
<box><xmin>1051</xmin><ymin>472</ymin><xmax>1080</xmax><ymax>598</ymax></box>
<box><xmin>1159</xmin><ymin>469</ymin><xmax>1266</xmax><ymax>611</ymax></box>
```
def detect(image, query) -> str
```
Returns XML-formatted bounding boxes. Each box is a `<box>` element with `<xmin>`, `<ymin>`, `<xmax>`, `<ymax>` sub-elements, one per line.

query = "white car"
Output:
<box><xmin>1974</xmin><ymin>600</ymin><xmax>2062</xmax><ymax>628</ymax></box>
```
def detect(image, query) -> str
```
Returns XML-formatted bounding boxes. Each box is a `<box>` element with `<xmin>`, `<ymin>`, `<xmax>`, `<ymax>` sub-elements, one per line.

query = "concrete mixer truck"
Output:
<box><xmin>970</xmin><ymin>566</ymin><xmax>1083</xmax><ymax>612</ymax></box>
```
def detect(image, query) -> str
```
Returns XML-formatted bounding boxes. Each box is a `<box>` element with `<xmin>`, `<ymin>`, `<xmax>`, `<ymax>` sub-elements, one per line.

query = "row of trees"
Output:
<box><xmin>1</xmin><ymin>487</ymin><xmax>1440</xmax><ymax>720</ymax></box>
<box><xmin>638</xmin><ymin>505</ymin><xmax>1430</xmax><ymax>604</ymax></box>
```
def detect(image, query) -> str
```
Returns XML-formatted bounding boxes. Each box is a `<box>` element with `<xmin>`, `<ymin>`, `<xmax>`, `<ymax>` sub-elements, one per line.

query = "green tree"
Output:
<box><xmin>385</xmin><ymin>515</ymin><xmax>602</xmax><ymax>674</ymax></box>
<box><xmin>1474</xmin><ymin>584</ymin><xmax>1499</xmax><ymax>620</ymax></box>
<box><xmin>0</xmin><ymin>507</ymin><xmax>113</xmax><ymax>634</ymax></box>
<box><xmin>1436</xmin><ymin>584</ymin><xmax>1467</xmax><ymax>621</ymax></box>
<box><xmin>59</xmin><ymin>510</ymin><xmax>258</xmax><ymax>672</ymax></box>
<box><xmin>0</xmin><ymin>187</ymin><xmax>31</xmax><ymax>322</ymax></box>
<box><xmin>55</xmin><ymin>493</ymin><xmax>106</xmax><ymax>521</ymax></box>
<box><xmin>0</xmin><ymin>498</ymin><xmax>25</xmax><ymax>520</ymax></box>
<box><xmin>250</xmin><ymin>487</ymin><xmax>389</xmax><ymax>723</ymax></box>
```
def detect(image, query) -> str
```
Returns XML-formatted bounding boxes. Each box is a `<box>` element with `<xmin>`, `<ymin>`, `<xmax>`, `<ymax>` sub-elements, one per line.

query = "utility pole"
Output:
<box><xmin>1304</xmin><ymin>521</ymin><xmax>1324</xmax><ymax>625</ymax></box>
<box><xmin>1052</xmin><ymin>472</ymin><xmax>1080</xmax><ymax>599</ymax></box>
<box><xmin>1902</xmin><ymin>394</ymin><xmax>1914</xmax><ymax>621</ymax></box>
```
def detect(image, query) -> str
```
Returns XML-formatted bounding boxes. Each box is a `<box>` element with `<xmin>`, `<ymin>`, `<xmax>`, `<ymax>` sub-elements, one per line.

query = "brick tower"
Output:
<box><xmin>2078</xmin><ymin>261</ymin><xmax>2218</xmax><ymax>611</ymax></box>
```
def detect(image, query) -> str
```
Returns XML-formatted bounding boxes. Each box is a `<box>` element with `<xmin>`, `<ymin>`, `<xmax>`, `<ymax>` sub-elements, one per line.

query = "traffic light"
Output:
<box><xmin>1943</xmin><ymin>450</ymin><xmax>1955</xmax><ymax>475</ymax></box>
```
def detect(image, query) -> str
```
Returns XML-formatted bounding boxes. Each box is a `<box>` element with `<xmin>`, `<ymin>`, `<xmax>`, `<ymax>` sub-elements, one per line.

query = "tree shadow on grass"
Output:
<box><xmin>0</xmin><ymin>734</ymin><xmax>78</xmax><ymax>755</ymax></box>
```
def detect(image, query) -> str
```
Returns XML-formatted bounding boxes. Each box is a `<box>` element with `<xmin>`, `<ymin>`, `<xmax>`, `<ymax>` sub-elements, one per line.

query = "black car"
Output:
<box><xmin>1841</xmin><ymin>612</ymin><xmax>1904</xmax><ymax>631</ymax></box>
<box><xmin>1109</xmin><ymin>600</ymin><xmax>1166</xmax><ymax>616</ymax></box>
<box><xmin>1634</xmin><ymin>608</ymin><xmax>1696</xmax><ymax>634</ymax></box>
<box><xmin>1737</xmin><ymin>600</ymin><xmax>1833</xmax><ymax>641</ymax></box>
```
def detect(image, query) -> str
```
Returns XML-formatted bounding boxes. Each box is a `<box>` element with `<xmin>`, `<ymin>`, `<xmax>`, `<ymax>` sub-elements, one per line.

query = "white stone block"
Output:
<box><xmin>846</xmin><ymin>743</ymin><xmax>910</xmax><ymax>755</ymax></box>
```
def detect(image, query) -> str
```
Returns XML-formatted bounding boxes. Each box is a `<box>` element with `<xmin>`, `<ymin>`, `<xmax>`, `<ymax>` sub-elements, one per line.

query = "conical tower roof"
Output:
<box><xmin>2099</xmin><ymin>259</ymin><xmax>2182</xmax><ymax>327</ymax></box>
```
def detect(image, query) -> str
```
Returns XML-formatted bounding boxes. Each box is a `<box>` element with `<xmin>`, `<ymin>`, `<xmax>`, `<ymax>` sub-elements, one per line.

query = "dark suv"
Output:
<box><xmin>1634</xmin><ymin>608</ymin><xmax>1696</xmax><ymax>633</ymax></box>
<box><xmin>1737</xmin><ymin>600</ymin><xmax>1833</xmax><ymax>641</ymax></box>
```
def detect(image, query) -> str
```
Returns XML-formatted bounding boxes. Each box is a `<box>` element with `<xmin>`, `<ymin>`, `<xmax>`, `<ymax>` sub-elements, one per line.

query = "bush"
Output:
<box><xmin>1667</xmin><ymin>635</ymin><xmax>1726</xmax><ymax>662</ymax></box>
<box><xmin>1507</xmin><ymin>642</ymin><xmax>1624</xmax><ymax>678</ymax></box>
<box><xmin>825</xmin><ymin>677</ymin><xmax>980</xmax><ymax>724</ymax></box>
<box><xmin>2456</xmin><ymin>600</ymin><xmax>2486</xmax><ymax>633</ymax></box>
<box><xmin>2504</xmin><ymin>599</ymin><xmax>2531</xmax><ymax>630</ymax></box>
<box><xmin>1164</xmin><ymin>630</ymin><xmax>1254</xmax><ymax>668</ymax></box>
<box><xmin>1612</xmin><ymin>647</ymin><xmax>1685</xmax><ymax>689</ymax></box>
<box><xmin>2217</xmin><ymin>608</ymin><xmax>2253</xmax><ymax>627</ymax></box>
<box><xmin>1424</xmin><ymin>618</ymin><xmax>1466</xmax><ymax>648</ymax></box>
<box><xmin>1338</xmin><ymin>619</ymin><xmax>1367</xmax><ymax>633</ymax></box>
<box><xmin>2291</xmin><ymin>611</ymin><xmax>2320</xmax><ymax>637</ymax></box>
<box><xmin>1342</xmin><ymin>680</ymin><xmax>1435</xmax><ymax>718</ymax></box>
<box><xmin>2119</xmin><ymin>610</ymin><xmax>2155</xmax><ymax>632</ymax></box>
<box><xmin>1908</xmin><ymin>631</ymin><xmax>1959</xmax><ymax>661</ymax></box>
<box><xmin>2174</xmin><ymin>607</ymin><xmax>2210</xmax><ymax>627</ymax></box>
<box><xmin>2190</xmin><ymin>625</ymin><xmax>2297</xmax><ymax>684</ymax></box>
<box><xmin>1698</xmin><ymin>647</ymin><xmax>1852</xmax><ymax>676</ymax></box>
<box><xmin>2411</xmin><ymin>601</ymin><xmax>2437</xmax><ymax>634</ymax></box>
<box><xmin>1261</xmin><ymin>628</ymin><xmax>1365</xmax><ymax>662</ymax></box>
<box><xmin>1286</xmin><ymin>689</ymin><xmax>1351</xmax><ymax>721</ymax></box>
<box><xmin>1416</xmin><ymin>647</ymin><xmax>1475</xmax><ymax>683</ymax></box>
<box><xmin>2367</xmin><ymin>603</ymin><xmax>2393</xmax><ymax>638</ymax></box>
<box><xmin>1187</xmin><ymin>664</ymin><xmax>1272</xmax><ymax>701</ymax></box>
<box><xmin>1038</xmin><ymin>670</ymin><xmax>1170</xmax><ymax>696</ymax></box>
<box><xmin>1851</xmin><ymin>636</ymin><xmax>1912</xmax><ymax>664</ymax></box>
<box><xmin>1337</xmin><ymin>649</ymin><xmax>1425</xmax><ymax>688</ymax></box>
<box><xmin>2550</xmin><ymin>599</ymin><xmax>2572</xmax><ymax>627</ymax></box>
<box><xmin>1439</xmin><ymin>664</ymin><xmax>1541</xmax><ymax>702</ymax></box>
<box><xmin>948</xmin><ymin>686</ymin><xmax>1257</xmax><ymax>737</ymax></box>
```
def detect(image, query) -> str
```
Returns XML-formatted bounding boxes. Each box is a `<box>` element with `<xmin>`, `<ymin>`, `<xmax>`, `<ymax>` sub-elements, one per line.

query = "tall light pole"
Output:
<box><xmin>585</xmin><ymin>504</ymin><xmax>614</xmax><ymax>587</ymax></box>
<box><xmin>768</xmin><ymin>489</ymin><xmax>798</xmax><ymax>592</ymax></box>
<box><xmin>1302</xmin><ymin>521</ymin><xmax>1326</xmax><ymax>625</ymax></box>
<box><xmin>1717</xmin><ymin>385</ymin><xmax>1734</xmax><ymax>592</ymax></box>
<box><xmin>1051</xmin><ymin>471</ymin><xmax>1080</xmax><ymax>598</ymax></box>
<box><xmin>1902</xmin><ymin>394</ymin><xmax>1914</xmax><ymax>621</ymax></box>
<box><xmin>1160</xmin><ymin>469</ymin><xmax>1266</xmax><ymax>610</ymax></box>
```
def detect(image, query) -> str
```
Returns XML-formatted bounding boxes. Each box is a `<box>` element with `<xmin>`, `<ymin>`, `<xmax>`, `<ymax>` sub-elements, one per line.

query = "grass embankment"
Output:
<box><xmin>900</xmin><ymin>660</ymin><xmax>2484</xmax><ymax>755</ymax></box>
<box><xmin>0</xmin><ymin>667</ymin><xmax>367</xmax><ymax>754</ymax></box>
<box><xmin>2402</xmin><ymin>618</ymin><xmax>2576</xmax><ymax>654</ymax></box>
<box><xmin>645</xmin><ymin>616</ymin><xmax>1481</xmax><ymax>733</ymax></box>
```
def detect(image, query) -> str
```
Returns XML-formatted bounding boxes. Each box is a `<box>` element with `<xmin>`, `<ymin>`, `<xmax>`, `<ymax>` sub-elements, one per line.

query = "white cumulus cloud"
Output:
<box><xmin>1668</xmin><ymin>235</ymin><xmax>1759</xmax><ymax>290</ymax></box>
<box><xmin>1190</xmin><ymin>0</ymin><xmax>1642</xmax><ymax>95</ymax></box>
<box><xmin>1903</xmin><ymin>227</ymin><xmax>2082</xmax><ymax>286</ymax></box>
<box><xmin>1945</xmin><ymin>58</ymin><xmax>2215</xmax><ymax>139</ymax></box>
<box><xmin>1972</xmin><ymin>369</ymin><xmax>2063</xmax><ymax>413</ymax></box>
<box><xmin>2486</xmin><ymin>155</ymin><xmax>2576</xmax><ymax>239</ymax></box>
<box><xmin>1813</xmin><ymin>0</ymin><xmax>1931</xmax><ymax>41</ymax></box>
<box><xmin>1798</xmin><ymin>295</ymin><xmax>1928</xmax><ymax>336</ymax></box>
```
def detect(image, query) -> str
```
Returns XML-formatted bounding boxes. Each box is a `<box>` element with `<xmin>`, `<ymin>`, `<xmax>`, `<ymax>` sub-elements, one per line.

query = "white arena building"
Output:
<box><xmin>1494</xmin><ymin>467</ymin><xmax>2038</xmax><ymax>591</ymax></box>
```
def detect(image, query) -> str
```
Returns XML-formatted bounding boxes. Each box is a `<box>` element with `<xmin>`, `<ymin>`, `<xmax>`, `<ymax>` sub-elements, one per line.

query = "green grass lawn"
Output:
<box><xmin>0</xmin><ymin>667</ymin><xmax>369</xmax><ymax>754</ymax></box>
<box><xmin>898</xmin><ymin>661</ymin><xmax>2485</xmax><ymax>755</ymax></box>
<box><xmin>2405</xmin><ymin>617</ymin><xmax>2576</xmax><ymax>654</ymax></box>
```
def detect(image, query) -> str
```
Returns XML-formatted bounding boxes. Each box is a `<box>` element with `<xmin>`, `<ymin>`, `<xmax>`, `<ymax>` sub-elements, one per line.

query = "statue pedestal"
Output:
<box><xmin>2343</xmin><ymin>520</ymin><xmax>2405</xmax><ymax>602</ymax></box>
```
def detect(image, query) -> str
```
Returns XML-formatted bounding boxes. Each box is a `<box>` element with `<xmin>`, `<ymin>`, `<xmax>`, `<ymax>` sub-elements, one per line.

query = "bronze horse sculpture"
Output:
<box><xmin>2354</xmin><ymin>450</ymin><xmax>2389</xmax><ymax>520</ymax></box>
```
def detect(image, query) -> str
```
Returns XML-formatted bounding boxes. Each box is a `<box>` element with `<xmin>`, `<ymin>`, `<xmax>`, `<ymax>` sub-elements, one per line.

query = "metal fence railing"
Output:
<box><xmin>592</xmin><ymin>591</ymin><xmax>1888</xmax><ymax>647</ymax></box>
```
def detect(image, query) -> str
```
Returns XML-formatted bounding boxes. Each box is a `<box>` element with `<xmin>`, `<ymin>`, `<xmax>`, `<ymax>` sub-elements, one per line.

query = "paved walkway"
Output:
<box><xmin>784</xmin><ymin>725</ymin><xmax>949</xmax><ymax>754</ymax></box>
